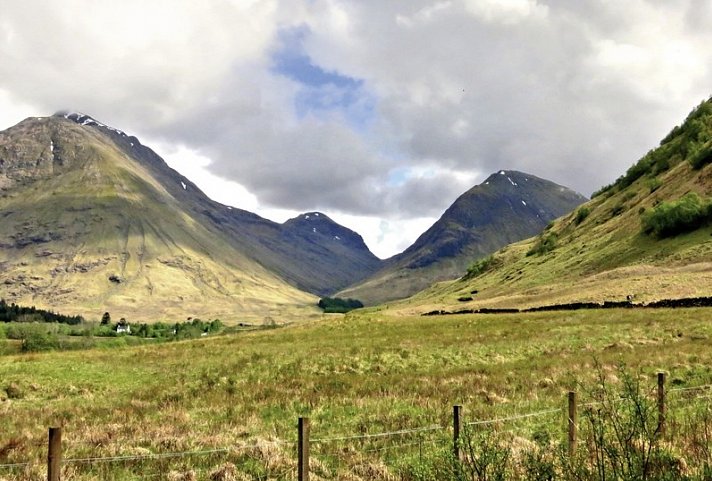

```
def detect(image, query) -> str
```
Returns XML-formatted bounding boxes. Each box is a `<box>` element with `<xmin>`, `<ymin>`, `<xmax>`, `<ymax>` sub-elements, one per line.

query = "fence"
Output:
<box><xmin>2</xmin><ymin>371</ymin><xmax>712</xmax><ymax>480</ymax></box>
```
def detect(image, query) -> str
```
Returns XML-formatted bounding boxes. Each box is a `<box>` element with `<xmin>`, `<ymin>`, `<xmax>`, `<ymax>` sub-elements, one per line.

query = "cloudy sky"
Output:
<box><xmin>1</xmin><ymin>0</ymin><xmax>711</xmax><ymax>258</ymax></box>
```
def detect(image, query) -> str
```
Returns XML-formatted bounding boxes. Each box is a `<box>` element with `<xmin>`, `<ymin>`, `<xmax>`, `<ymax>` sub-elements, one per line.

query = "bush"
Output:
<box><xmin>464</xmin><ymin>255</ymin><xmax>496</xmax><ymax>280</ymax></box>
<box><xmin>610</xmin><ymin>203</ymin><xmax>626</xmax><ymax>217</ymax></box>
<box><xmin>642</xmin><ymin>192</ymin><xmax>712</xmax><ymax>238</ymax></box>
<box><xmin>591</xmin><ymin>184</ymin><xmax>614</xmax><ymax>199</ymax></box>
<box><xmin>647</xmin><ymin>177</ymin><xmax>662</xmax><ymax>193</ymax></box>
<box><xmin>574</xmin><ymin>206</ymin><xmax>590</xmax><ymax>225</ymax></box>
<box><xmin>688</xmin><ymin>140</ymin><xmax>712</xmax><ymax>169</ymax></box>
<box><xmin>527</xmin><ymin>232</ymin><xmax>558</xmax><ymax>256</ymax></box>
<box><xmin>317</xmin><ymin>297</ymin><xmax>364</xmax><ymax>313</ymax></box>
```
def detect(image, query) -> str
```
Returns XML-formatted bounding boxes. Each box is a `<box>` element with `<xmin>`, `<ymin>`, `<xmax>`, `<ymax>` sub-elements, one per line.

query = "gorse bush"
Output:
<box><xmin>641</xmin><ymin>192</ymin><xmax>712</xmax><ymax>238</ymax></box>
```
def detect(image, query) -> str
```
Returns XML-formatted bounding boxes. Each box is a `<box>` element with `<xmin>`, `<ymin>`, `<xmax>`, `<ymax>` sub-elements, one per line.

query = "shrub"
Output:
<box><xmin>14</xmin><ymin>324</ymin><xmax>60</xmax><ymax>352</ymax></box>
<box><xmin>647</xmin><ymin>177</ymin><xmax>662</xmax><ymax>193</ymax></box>
<box><xmin>591</xmin><ymin>184</ymin><xmax>614</xmax><ymax>199</ymax></box>
<box><xmin>574</xmin><ymin>206</ymin><xmax>590</xmax><ymax>225</ymax></box>
<box><xmin>317</xmin><ymin>297</ymin><xmax>364</xmax><ymax>313</ymax></box>
<box><xmin>642</xmin><ymin>192</ymin><xmax>712</xmax><ymax>237</ymax></box>
<box><xmin>464</xmin><ymin>255</ymin><xmax>496</xmax><ymax>280</ymax></box>
<box><xmin>610</xmin><ymin>203</ymin><xmax>626</xmax><ymax>217</ymax></box>
<box><xmin>527</xmin><ymin>232</ymin><xmax>558</xmax><ymax>256</ymax></box>
<box><xmin>688</xmin><ymin>140</ymin><xmax>712</xmax><ymax>169</ymax></box>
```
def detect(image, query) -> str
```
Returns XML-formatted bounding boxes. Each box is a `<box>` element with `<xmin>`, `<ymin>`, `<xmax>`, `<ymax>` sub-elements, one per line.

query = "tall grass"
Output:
<box><xmin>3</xmin><ymin>308</ymin><xmax>712</xmax><ymax>479</ymax></box>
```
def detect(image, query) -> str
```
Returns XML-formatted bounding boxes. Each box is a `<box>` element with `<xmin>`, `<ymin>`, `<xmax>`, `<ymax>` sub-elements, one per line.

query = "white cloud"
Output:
<box><xmin>462</xmin><ymin>0</ymin><xmax>548</xmax><ymax>25</ymax></box>
<box><xmin>0</xmin><ymin>89</ymin><xmax>37</xmax><ymax>131</ymax></box>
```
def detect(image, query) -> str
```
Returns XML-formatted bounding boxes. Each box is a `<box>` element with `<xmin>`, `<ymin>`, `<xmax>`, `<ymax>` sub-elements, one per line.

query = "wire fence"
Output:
<box><xmin>3</xmin><ymin>374</ymin><xmax>712</xmax><ymax>480</ymax></box>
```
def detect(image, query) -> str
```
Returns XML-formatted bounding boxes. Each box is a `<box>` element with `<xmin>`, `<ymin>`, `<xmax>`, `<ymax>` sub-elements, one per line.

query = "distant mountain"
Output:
<box><xmin>0</xmin><ymin>112</ymin><xmax>380</xmax><ymax>320</ymax></box>
<box><xmin>339</xmin><ymin>170</ymin><xmax>587</xmax><ymax>304</ymax></box>
<box><xmin>397</xmin><ymin>97</ymin><xmax>712</xmax><ymax>314</ymax></box>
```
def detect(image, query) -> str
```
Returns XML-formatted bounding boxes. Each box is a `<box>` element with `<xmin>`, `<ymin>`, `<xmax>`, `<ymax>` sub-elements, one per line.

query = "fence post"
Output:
<box><xmin>298</xmin><ymin>417</ymin><xmax>310</xmax><ymax>481</ymax></box>
<box><xmin>567</xmin><ymin>391</ymin><xmax>577</xmax><ymax>459</ymax></box>
<box><xmin>657</xmin><ymin>372</ymin><xmax>666</xmax><ymax>436</ymax></box>
<box><xmin>453</xmin><ymin>405</ymin><xmax>462</xmax><ymax>460</ymax></box>
<box><xmin>47</xmin><ymin>427</ymin><xmax>62</xmax><ymax>481</ymax></box>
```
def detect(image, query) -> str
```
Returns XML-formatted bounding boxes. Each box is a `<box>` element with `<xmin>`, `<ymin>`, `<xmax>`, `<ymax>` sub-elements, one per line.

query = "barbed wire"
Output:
<box><xmin>670</xmin><ymin>384</ymin><xmax>712</xmax><ymax>393</ymax></box>
<box><xmin>60</xmin><ymin>439</ymin><xmax>291</xmax><ymax>466</ymax></box>
<box><xmin>6</xmin><ymin>379</ymin><xmax>712</xmax><ymax>473</ymax></box>
<box><xmin>466</xmin><ymin>408</ymin><xmax>560</xmax><ymax>427</ymax></box>
<box><xmin>311</xmin><ymin>424</ymin><xmax>445</xmax><ymax>443</ymax></box>
<box><xmin>0</xmin><ymin>461</ymin><xmax>31</xmax><ymax>469</ymax></box>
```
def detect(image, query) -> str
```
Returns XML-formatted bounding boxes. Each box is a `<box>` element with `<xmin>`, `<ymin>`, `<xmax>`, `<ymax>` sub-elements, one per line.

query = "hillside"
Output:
<box><xmin>394</xmin><ymin>98</ymin><xmax>712</xmax><ymax>314</ymax></box>
<box><xmin>339</xmin><ymin>171</ymin><xmax>586</xmax><ymax>304</ymax></box>
<box><xmin>0</xmin><ymin>113</ymin><xmax>379</xmax><ymax>321</ymax></box>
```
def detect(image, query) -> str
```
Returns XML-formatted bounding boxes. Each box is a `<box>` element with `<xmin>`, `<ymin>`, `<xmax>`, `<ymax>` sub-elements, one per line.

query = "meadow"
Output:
<box><xmin>2</xmin><ymin>307</ymin><xmax>712</xmax><ymax>480</ymax></box>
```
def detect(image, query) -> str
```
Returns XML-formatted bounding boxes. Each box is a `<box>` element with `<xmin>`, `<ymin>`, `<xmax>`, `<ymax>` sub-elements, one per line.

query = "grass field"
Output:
<box><xmin>2</xmin><ymin>307</ymin><xmax>712</xmax><ymax>479</ymax></box>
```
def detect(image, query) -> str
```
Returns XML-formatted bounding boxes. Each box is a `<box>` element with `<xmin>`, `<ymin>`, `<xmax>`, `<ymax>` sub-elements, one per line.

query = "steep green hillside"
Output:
<box><xmin>393</xmin><ymin>98</ymin><xmax>712</xmax><ymax>314</ymax></box>
<box><xmin>339</xmin><ymin>171</ymin><xmax>586</xmax><ymax>304</ymax></box>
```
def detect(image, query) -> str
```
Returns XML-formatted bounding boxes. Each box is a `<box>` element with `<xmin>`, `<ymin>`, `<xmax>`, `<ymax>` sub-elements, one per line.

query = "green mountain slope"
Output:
<box><xmin>394</xmin><ymin>98</ymin><xmax>712</xmax><ymax>314</ymax></box>
<box><xmin>339</xmin><ymin>171</ymin><xmax>586</xmax><ymax>304</ymax></box>
<box><xmin>0</xmin><ymin>115</ymin><xmax>323</xmax><ymax>321</ymax></box>
<box><xmin>68</xmin><ymin>112</ymin><xmax>381</xmax><ymax>296</ymax></box>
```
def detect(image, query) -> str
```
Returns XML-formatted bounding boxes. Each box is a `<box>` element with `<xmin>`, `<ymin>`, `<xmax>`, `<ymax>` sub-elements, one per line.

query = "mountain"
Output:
<box><xmin>339</xmin><ymin>170</ymin><xmax>587</xmax><ymax>304</ymax></box>
<box><xmin>0</xmin><ymin>112</ymin><xmax>379</xmax><ymax>321</ymax></box>
<box><xmin>393</xmin><ymin>98</ymin><xmax>712</xmax><ymax>314</ymax></box>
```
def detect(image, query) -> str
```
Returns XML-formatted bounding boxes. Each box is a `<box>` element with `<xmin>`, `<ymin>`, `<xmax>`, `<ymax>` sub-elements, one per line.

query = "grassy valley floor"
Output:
<box><xmin>2</xmin><ymin>307</ymin><xmax>712</xmax><ymax>479</ymax></box>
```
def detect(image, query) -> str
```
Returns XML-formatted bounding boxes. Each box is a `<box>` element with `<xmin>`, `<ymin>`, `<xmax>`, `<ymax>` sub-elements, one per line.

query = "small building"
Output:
<box><xmin>116</xmin><ymin>319</ymin><xmax>131</xmax><ymax>334</ymax></box>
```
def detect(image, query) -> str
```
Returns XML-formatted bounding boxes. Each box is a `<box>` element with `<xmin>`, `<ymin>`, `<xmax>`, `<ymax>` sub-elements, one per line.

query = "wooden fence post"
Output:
<box><xmin>658</xmin><ymin>372</ymin><xmax>666</xmax><ymax>436</ymax></box>
<box><xmin>567</xmin><ymin>391</ymin><xmax>577</xmax><ymax>459</ymax></box>
<box><xmin>453</xmin><ymin>405</ymin><xmax>462</xmax><ymax>460</ymax></box>
<box><xmin>298</xmin><ymin>417</ymin><xmax>310</xmax><ymax>481</ymax></box>
<box><xmin>47</xmin><ymin>427</ymin><xmax>62</xmax><ymax>481</ymax></box>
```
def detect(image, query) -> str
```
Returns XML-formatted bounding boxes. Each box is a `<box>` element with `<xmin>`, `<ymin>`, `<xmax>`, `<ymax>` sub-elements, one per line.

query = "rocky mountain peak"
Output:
<box><xmin>53</xmin><ymin>111</ymin><xmax>130</xmax><ymax>138</ymax></box>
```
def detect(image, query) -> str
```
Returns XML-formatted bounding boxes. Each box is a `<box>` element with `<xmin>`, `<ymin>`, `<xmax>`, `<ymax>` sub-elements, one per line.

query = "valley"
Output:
<box><xmin>3</xmin><ymin>307</ymin><xmax>712</xmax><ymax>479</ymax></box>
<box><xmin>0</xmin><ymin>98</ymin><xmax>711</xmax><ymax>479</ymax></box>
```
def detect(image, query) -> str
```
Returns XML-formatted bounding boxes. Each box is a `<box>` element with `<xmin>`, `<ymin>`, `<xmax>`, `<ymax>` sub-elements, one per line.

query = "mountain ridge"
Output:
<box><xmin>339</xmin><ymin>170</ymin><xmax>587</xmax><ymax>304</ymax></box>
<box><xmin>387</xmin><ymin>97</ymin><xmax>712</xmax><ymax>315</ymax></box>
<box><xmin>0</xmin><ymin>114</ymin><xmax>380</xmax><ymax>320</ymax></box>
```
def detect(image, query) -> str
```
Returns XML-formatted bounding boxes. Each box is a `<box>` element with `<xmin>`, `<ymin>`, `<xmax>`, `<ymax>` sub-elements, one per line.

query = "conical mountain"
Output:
<box><xmin>339</xmin><ymin>171</ymin><xmax>586</xmax><ymax>304</ymax></box>
<box><xmin>398</xmin><ymin>97</ymin><xmax>712</xmax><ymax>314</ymax></box>
<box><xmin>0</xmin><ymin>113</ymin><xmax>379</xmax><ymax>320</ymax></box>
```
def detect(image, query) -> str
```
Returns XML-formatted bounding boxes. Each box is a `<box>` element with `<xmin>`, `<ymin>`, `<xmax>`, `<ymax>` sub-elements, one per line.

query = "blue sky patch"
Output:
<box><xmin>272</xmin><ymin>27</ymin><xmax>375</xmax><ymax>129</ymax></box>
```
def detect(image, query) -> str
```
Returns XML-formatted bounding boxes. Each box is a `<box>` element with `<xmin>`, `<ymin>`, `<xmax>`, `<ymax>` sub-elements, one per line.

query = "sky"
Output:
<box><xmin>1</xmin><ymin>0</ymin><xmax>711</xmax><ymax>258</ymax></box>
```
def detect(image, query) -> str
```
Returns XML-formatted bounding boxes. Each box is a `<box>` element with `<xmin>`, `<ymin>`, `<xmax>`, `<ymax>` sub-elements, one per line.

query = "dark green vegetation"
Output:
<box><xmin>0</xmin><ymin>299</ymin><xmax>83</xmax><ymax>324</ymax></box>
<box><xmin>642</xmin><ymin>192</ymin><xmax>712</xmax><ymax>238</ymax></box>
<box><xmin>574</xmin><ymin>206</ymin><xmax>590</xmax><ymax>225</ymax></box>
<box><xmin>464</xmin><ymin>255</ymin><xmax>497</xmax><ymax>280</ymax></box>
<box><xmin>0</xmin><ymin>299</ymin><xmax>228</xmax><ymax>354</ymax></box>
<box><xmin>0</xmin><ymin>315</ymin><xmax>226</xmax><ymax>355</ymax></box>
<box><xmin>594</xmin><ymin>98</ymin><xmax>712</xmax><ymax>197</ymax></box>
<box><xmin>3</xmin><ymin>308</ymin><xmax>712</xmax><ymax>479</ymax></box>
<box><xmin>526</xmin><ymin>231</ymin><xmax>558</xmax><ymax>256</ymax></box>
<box><xmin>340</xmin><ymin>171</ymin><xmax>586</xmax><ymax>305</ymax></box>
<box><xmin>317</xmin><ymin>297</ymin><xmax>364</xmax><ymax>313</ymax></box>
